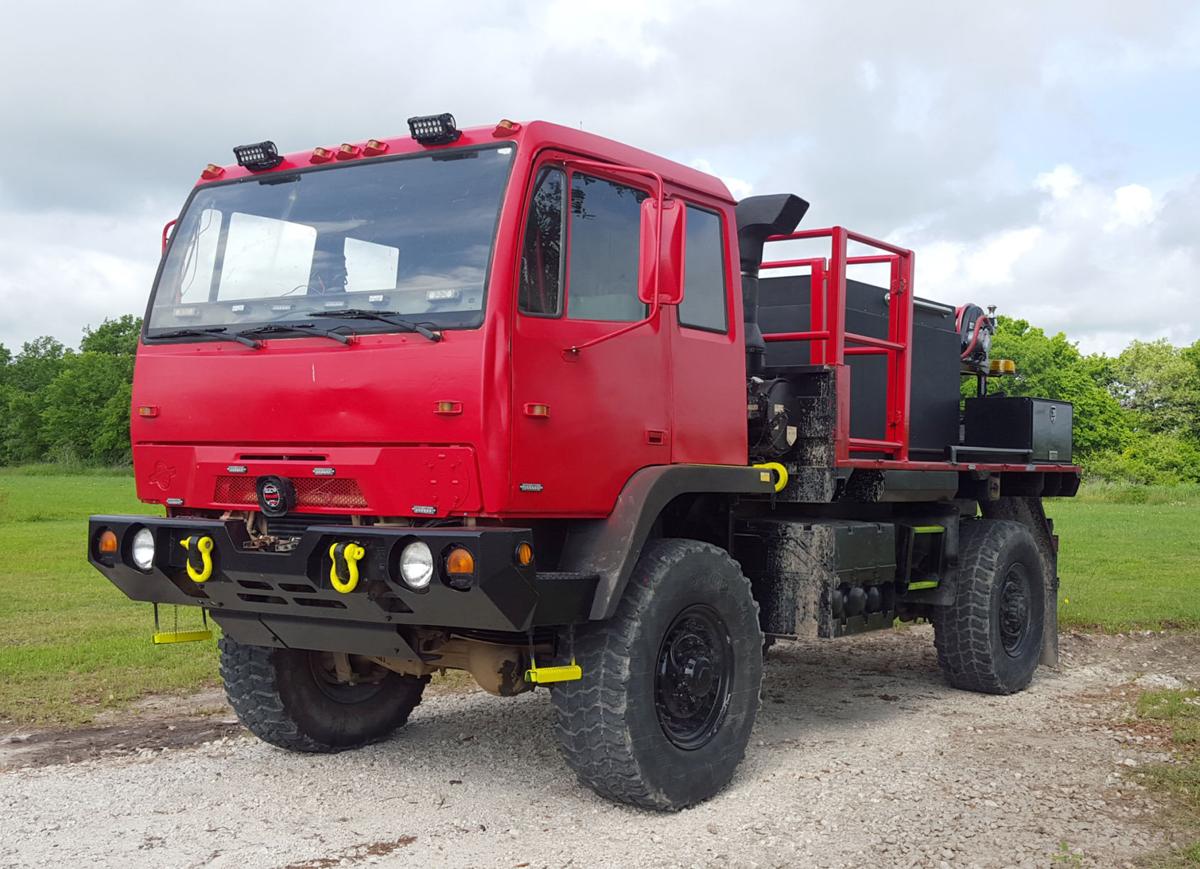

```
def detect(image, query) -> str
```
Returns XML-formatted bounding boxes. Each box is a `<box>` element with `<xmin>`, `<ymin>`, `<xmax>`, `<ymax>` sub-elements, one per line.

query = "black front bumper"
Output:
<box><xmin>88</xmin><ymin>516</ymin><xmax>597</xmax><ymax>659</ymax></box>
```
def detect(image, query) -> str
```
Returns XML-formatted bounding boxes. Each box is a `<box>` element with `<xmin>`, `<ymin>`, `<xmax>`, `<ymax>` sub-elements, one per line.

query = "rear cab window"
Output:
<box><xmin>678</xmin><ymin>205</ymin><xmax>729</xmax><ymax>333</ymax></box>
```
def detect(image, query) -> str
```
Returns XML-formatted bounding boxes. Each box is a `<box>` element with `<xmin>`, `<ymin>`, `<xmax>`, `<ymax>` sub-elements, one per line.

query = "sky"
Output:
<box><xmin>2</xmin><ymin>0</ymin><xmax>1198</xmax><ymax>356</ymax></box>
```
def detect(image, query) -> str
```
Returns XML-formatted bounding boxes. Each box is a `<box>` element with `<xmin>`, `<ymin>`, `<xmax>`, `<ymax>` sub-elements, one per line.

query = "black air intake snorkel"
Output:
<box><xmin>735</xmin><ymin>194</ymin><xmax>810</xmax><ymax>376</ymax></box>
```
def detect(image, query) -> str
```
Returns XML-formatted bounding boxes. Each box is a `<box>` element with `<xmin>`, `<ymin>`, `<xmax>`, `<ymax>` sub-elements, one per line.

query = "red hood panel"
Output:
<box><xmin>131</xmin><ymin>335</ymin><xmax>483</xmax><ymax>445</ymax></box>
<box><xmin>133</xmin><ymin>444</ymin><xmax>482</xmax><ymax>518</ymax></box>
<box><xmin>131</xmin><ymin>335</ymin><xmax>489</xmax><ymax>517</ymax></box>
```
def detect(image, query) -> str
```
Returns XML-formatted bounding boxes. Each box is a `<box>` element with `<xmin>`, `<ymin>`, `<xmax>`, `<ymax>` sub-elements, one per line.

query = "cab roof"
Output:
<box><xmin>196</xmin><ymin>118</ymin><xmax>735</xmax><ymax>203</ymax></box>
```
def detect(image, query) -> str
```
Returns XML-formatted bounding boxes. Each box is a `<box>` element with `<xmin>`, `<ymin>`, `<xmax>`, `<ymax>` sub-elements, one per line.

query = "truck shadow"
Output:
<box><xmin>360</xmin><ymin>626</ymin><xmax>983</xmax><ymax>807</ymax></box>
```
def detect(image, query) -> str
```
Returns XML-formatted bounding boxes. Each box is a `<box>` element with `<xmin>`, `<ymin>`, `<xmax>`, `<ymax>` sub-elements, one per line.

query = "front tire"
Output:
<box><xmin>552</xmin><ymin>539</ymin><xmax>763</xmax><ymax>811</ymax></box>
<box><xmin>933</xmin><ymin>519</ymin><xmax>1046</xmax><ymax>695</ymax></box>
<box><xmin>219</xmin><ymin>637</ymin><xmax>427</xmax><ymax>752</ymax></box>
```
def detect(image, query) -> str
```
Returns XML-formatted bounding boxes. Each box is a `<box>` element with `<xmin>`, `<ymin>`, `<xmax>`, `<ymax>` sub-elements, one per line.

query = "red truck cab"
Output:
<box><xmin>133</xmin><ymin>119</ymin><xmax>746</xmax><ymax>521</ymax></box>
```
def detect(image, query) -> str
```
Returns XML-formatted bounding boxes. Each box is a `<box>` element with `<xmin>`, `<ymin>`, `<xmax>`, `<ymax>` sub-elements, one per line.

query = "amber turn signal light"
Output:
<box><xmin>446</xmin><ymin>547</ymin><xmax>475</xmax><ymax>576</ymax></box>
<box><xmin>97</xmin><ymin>529</ymin><xmax>118</xmax><ymax>555</ymax></box>
<box><xmin>515</xmin><ymin>541</ymin><xmax>534</xmax><ymax>567</ymax></box>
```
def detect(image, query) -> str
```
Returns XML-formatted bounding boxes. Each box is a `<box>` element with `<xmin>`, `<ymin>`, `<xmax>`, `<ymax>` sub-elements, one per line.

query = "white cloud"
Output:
<box><xmin>688</xmin><ymin>159</ymin><xmax>753</xmax><ymax>200</ymax></box>
<box><xmin>0</xmin><ymin>0</ymin><xmax>1198</xmax><ymax>354</ymax></box>
<box><xmin>1108</xmin><ymin>184</ymin><xmax>1155</xmax><ymax>228</ymax></box>
<box><xmin>915</xmin><ymin>166</ymin><xmax>1198</xmax><ymax>352</ymax></box>
<box><xmin>1035</xmin><ymin>165</ymin><xmax>1083</xmax><ymax>200</ymax></box>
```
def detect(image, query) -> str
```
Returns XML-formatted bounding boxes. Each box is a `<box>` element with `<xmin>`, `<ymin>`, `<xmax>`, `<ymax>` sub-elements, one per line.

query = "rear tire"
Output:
<box><xmin>219</xmin><ymin>637</ymin><xmax>427</xmax><ymax>752</ymax></box>
<box><xmin>552</xmin><ymin>539</ymin><xmax>763</xmax><ymax>811</ymax></box>
<box><xmin>933</xmin><ymin>519</ymin><xmax>1046</xmax><ymax>695</ymax></box>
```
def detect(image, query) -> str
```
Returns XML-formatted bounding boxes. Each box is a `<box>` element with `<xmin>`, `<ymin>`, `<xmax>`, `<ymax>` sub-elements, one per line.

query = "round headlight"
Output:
<box><xmin>399</xmin><ymin>541</ymin><xmax>434</xmax><ymax>589</ymax></box>
<box><xmin>131</xmin><ymin>528</ymin><xmax>156</xmax><ymax>571</ymax></box>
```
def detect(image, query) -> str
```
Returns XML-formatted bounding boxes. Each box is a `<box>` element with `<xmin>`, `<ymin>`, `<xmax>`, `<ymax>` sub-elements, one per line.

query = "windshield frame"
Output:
<box><xmin>142</xmin><ymin>141</ymin><xmax>517</xmax><ymax>346</ymax></box>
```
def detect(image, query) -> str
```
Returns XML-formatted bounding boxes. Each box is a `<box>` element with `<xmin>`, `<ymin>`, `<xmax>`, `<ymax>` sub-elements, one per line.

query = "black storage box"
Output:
<box><xmin>963</xmin><ymin>396</ymin><xmax>1073</xmax><ymax>463</ymax></box>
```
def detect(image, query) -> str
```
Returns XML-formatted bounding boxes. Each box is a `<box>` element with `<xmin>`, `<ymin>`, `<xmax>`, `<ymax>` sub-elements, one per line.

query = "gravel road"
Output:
<box><xmin>0</xmin><ymin>627</ymin><xmax>1195</xmax><ymax>869</ymax></box>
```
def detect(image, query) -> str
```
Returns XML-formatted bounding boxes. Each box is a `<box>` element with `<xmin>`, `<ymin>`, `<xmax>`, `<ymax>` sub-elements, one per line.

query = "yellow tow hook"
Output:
<box><xmin>329</xmin><ymin>542</ymin><xmax>365</xmax><ymax>594</ymax></box>
<box><xmin>753</xmin><ymin>461</ymin><xmax>789</xmax><ymax>493</ymax></box>
<box><xmin>179</xmin><ymin>535</ymin><xmax>214</xmax><ymax>583</ymax></box>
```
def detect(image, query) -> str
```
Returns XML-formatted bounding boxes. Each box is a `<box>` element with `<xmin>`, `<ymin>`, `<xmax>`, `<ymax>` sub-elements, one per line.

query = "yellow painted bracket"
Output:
<box><xmin>179</xmin><ymin>535</ymin><xmax>214</xmax><ymax>583</ymax></box>
<box><xmin>153</xmin><ymin>629</ymin><xmax>214</xmax><ymax>645</ymax></box>
<box><xmin>525</xmin><ymin>656</ymin><xmax>582</xmax><ymax>684</ymax></box>
<box><xmin>753</xmin><ymin>462</ymin><xmax>789</xmax><ymax>493</ymax></box>
<box><xmin>152</xmin><ymin>604</ymin><xmax>213</xmax><ymax>645</ymax></box>
<box><xmin>329</xmin><ymin>542</ymin><xmax>365</xmax><ymax>594</ymax></box>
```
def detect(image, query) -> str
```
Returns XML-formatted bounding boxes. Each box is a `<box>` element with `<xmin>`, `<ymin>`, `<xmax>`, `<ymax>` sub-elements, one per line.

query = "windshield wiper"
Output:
<box><xmin>311</xmin><ymin>309</ymin><xmax>443</xmax><ymax>342</ymax></box>
<box><xmin>236</xmin><ymin>323</ymin><xmax>354</xmax><ymax>345</ymax></box>
<box><xmin>154</xmin><ymin>327</ymin><xmax>261</xmax><ymax>349</ymax></box>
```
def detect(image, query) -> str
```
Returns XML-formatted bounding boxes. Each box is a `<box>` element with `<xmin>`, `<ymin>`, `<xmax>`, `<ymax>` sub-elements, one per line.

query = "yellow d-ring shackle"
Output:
<box><xmin>179</xmin><ymin>535</ymin><xmax>214</xmax><ymax>583</ymax></box>
<box><xmin>753</xmin><ymin>462</ymin><xmax>790</xmax><ymax>494</ymax></box>
<box><xmin>329</xmin><ymin>542</ymin><xmax>365</xmax><ymax>594</ymax></box>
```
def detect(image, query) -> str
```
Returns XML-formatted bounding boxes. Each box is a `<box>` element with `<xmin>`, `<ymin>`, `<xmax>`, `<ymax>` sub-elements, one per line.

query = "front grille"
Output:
<box><xmin>266</xmin><ymin>513</ymin><xmax>352</xmax><ymax>537</ymax></box>
<box><xmin>213</xmin><ymin>476</ymin><xmax>368</xmax><ymax>509</ymax></box>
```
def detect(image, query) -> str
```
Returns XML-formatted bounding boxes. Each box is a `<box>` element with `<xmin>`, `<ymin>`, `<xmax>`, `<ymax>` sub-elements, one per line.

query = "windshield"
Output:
<box><xmin>146</xmin><ymin>144</ymin><xmax>514</xmax><ymax>336</ymax></box>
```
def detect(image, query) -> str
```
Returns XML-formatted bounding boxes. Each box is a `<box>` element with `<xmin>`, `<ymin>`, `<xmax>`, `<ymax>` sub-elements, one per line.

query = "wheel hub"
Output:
<box><xmin>999</xmin><ymin>566</ymin><xmax>1031</xmax><ymax>656</ymax></box>
<box><xmin>655</xmin><ymin>605</ymin><xmax>734</xmax><ymax>750</ymax></box>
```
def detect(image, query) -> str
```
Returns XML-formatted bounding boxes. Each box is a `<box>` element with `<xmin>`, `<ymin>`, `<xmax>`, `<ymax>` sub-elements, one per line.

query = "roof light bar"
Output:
<box><xmin>407</xmin><ymin>113</ymin><xmax>461</xmax><ymax>146</ymax></box>
<box><xmin>233</xmin><ymin>140</ymin><xmax>282</xmax><ymax>171</ymax></box>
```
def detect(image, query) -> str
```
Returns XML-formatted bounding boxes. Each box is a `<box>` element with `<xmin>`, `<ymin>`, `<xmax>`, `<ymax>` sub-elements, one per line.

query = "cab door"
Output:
<box><xmin>508</xmin><ymin>158</ymin><xmax>670</xmax><ymax>516</ymax></box>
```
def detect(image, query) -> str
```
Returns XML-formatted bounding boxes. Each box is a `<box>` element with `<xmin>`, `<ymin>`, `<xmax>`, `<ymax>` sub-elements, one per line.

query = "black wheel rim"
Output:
<box><xmin>308</xmin><ymin>652</ymin><xmax>388</xmax><ymax>704</ymax></box>
<box><xmin>998</xmin><ymin>564</ymin><xmax>1032</xmax><ymax>657</ymax></box>
<box><xmin>654</xmin><ymin>604</ymin><xmax>734</xmax><ymax>750</ymax></box>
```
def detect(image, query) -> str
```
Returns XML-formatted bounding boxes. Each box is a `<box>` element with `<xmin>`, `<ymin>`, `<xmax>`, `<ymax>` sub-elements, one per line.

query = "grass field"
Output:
<box><xmin>0</xmin><ymin>468</ymin><xmax>216</xmax><ymax>726</ymax></box>
<box><xmin>0</xmin><ymin>469</ymin><xmax>1197</xmax><ymax>726</ymax></box>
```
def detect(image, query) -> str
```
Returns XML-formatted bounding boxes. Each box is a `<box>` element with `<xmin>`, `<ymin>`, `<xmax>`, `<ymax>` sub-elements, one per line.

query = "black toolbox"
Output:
<box><xmin>963</xmin><ymin>396</ymin><xmax>1073</xmax><ymax>463</ymax></box>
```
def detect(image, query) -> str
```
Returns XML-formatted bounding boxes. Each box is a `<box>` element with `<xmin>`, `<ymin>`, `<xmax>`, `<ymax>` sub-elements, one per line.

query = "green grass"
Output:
<box><xmin>1135</xmin><ymin>689</ymin><xmax>1200</xmax><ymax>866</ymax></box>
<box><xmin>0</xmin><ymin>468</ymin><xmax>1198</xmax><ymax>726</ymax></box>
<box><xmin>0</xmin><ymin>468</ymin><xmax>218</xmax><ymax>726</ymax></box>
<box><xmin>1050</xmin><ymin>486</ymin><xmax>1200</xmax><ymax>631</ymax></box>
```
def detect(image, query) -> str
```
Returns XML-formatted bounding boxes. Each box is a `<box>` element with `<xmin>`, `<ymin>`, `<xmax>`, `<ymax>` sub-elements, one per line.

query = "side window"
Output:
<box><xmin>567</xmin><ymin>174</ymin><xmax>647</xmax><ymax>322</ymax></box>
<box><xmin>519</xmin><ymin>168</ymin><xmax>565</xmax><ymax>316</ymax></box>
<box><xmin>679</xmin><ymin>206</ymin><xmax>728</xmax><ymax>332</ymax></box>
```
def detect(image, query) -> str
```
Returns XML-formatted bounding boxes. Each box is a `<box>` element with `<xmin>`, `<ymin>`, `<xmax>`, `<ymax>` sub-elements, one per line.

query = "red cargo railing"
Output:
<box><xmin>759</xmin><ymin>227</ymin><xmax>915</xmax><ymax>464</ymax></box>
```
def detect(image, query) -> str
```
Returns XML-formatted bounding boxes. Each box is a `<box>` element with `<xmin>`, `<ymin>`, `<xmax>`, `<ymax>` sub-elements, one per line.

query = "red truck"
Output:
<box><xmin>89</xmin><ymin>114</ymin><xmax>1079</xmax><ymax>810</ymax></box>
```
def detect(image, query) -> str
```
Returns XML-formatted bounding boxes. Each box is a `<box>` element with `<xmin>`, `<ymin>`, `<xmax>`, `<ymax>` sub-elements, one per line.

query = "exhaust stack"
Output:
<box><xmin>735</xmin><ymin>194</ymin><xmax>810</xmax><ymax>376</ymax></box>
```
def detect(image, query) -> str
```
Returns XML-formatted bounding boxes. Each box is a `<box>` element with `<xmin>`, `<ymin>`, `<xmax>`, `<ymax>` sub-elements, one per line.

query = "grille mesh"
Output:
<box><xmin>213</xmin><ymin>476</ymin><xmax>368</xmax><ymax>509</ymax></box>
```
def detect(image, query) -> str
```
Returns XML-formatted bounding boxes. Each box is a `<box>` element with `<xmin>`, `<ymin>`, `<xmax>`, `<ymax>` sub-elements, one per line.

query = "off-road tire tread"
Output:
<box><xmin>932</xmin><ymin>519</ymin><xmax>1042</xmax><ymax>695</ymax></box>
<box><xmin>218</xmin><ymin>637</ymin><xmax>424</xmax><ymax>753</ymax></box>
<box><xmin>551</xmin><ymin>539</ymin><xmax>761</xmax><ymax>811</ymax></box>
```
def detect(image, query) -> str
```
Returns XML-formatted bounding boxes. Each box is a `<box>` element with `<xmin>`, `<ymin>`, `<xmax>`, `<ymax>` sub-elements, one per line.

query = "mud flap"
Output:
<box><xmin>980</xmin><ymin>496</ymin><xmax>1060</xmax><ymax>668</ymax></box>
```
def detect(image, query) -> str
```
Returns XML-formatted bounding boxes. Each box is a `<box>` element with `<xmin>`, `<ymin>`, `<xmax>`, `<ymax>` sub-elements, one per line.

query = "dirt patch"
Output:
<box><xmin>0</xmin><ymin>629</ymin><xmax>1196</xmax><ymax>868</ymax></box>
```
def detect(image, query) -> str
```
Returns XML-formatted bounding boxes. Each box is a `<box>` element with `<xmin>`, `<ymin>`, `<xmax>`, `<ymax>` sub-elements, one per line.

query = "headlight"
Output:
<box><xmin>399</xmin><ymin>541</ymin><xmax>434</xmax><ymax>589</ymax></box>
<box><xmin>131</xmin><ymin>528</ymin><xmax>156</xmax><ymax>571</ymax></box>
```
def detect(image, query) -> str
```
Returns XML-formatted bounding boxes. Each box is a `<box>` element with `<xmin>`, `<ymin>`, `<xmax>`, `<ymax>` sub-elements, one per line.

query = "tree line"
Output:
<box><xmin>1</xmin><ymin>314</ymin><xmax>1198</xmax><ymax>483</ymax></box>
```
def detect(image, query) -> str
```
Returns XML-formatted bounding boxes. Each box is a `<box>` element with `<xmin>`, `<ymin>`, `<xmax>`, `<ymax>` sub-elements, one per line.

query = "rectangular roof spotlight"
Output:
<box><xmin>407</xmin><ymin>113</ymin><xmax>461</xmax><ymax>145</ymax></box>
<box><xmin>233</xmin><ymin>140</ymin><xmax>282</xmax><ymax>171</ymax></box>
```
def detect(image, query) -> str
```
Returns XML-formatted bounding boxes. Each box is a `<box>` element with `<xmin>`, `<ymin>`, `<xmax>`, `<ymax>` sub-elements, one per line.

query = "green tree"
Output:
<box><xmin>80</xmin><ymin>315</ymin><xmax>141</xmax><ymax>356</ymax></box>
<box><xmin>40</xmin><ymin>352</ymin><xmax>134</xmax><ymax>465</ymax></box>
<box><xmin>1112</xmin><ymin>339</ymin><xmax>1200</xmax><ymax>441</ymax></box>
<box><xmin>0</xmin><ymin>338</ymin><xmax>69</xmax><ymax>463</ymax></box>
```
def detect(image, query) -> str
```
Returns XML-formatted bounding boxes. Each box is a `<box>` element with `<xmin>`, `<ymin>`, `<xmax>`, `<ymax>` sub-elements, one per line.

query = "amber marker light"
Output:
<box><xmin>364</xmin><ymin>139</ymin><xmax>389</xmax><ymax>156</ymax></box>
<box><xmin>97</xmin><ymin>530</ymin><xmax>118</xmax><ymax>556</ymax></box>
<box><xmin>310</xmin><ymin>146</ymin><xmax>335</xmax><ymax>164</ymax></box>
<box><xmin>336</xmin><ymin>143</ymin><xmax>361</xmax><ymax>160</ymax></box>
<box><xmin>201</xmin><ymin>163</ymin><xmax>225</xmax><ymax>180</ymax></box>
<box><xmin>138</xmin><ymin>405</ymin><xmax>159</xmax><ymax>418</ymax></box>
<box><xmin>515</xmin><ymin>542</ymin><xmax>534</xmax><ymax>567</ymax></box>
<box><xmin>446</xmin><ymin>547</ymin><xmax>475</xmax><ymax>576</ymax></box>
